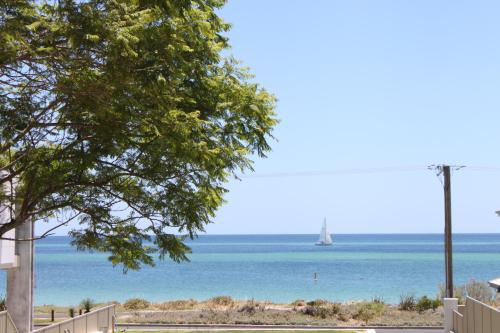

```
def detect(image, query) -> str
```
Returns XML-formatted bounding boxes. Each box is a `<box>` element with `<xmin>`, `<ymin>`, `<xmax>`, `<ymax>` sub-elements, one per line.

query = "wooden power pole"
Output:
<box><xmin>443</xmin><ymin>165</ymin><xmax>453</xmax><ymax>298</ymax></box>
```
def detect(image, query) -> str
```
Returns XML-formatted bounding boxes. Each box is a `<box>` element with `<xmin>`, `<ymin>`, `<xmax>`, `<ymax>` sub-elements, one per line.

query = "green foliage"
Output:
<box><xmin>0</xmin><ymin>0</ymin><xmax>277</xmax><ymax>271</ymax></box>
<box><xmin>237</xmin><ymin>299</ymin><xmax>265</xmax><ymax>315</ymax></box>
<box><xmin>416</xmin><ymin>296</ymin><xmax>440</xmax><ymax>313</ymax></box>
<box><xmin>306</xmin><ymin>299</ymin><xmax>329</xmax><ymax>306</ymax></box>
<box><xmin>158</xmin><ymin>299</ymin><xmax>198</xmax><ymax>311</ymax></box>
<box><xmin>416</xmin><ymin>296</ymin><xmax>432</xmax><ymax>313</ymax></box>
<box><xmin>68</xmin><ymin>308</ymin><xmax>75</xmax><ymax>318</ymax></box>
<box><xmin>301</xmin><ymin>301</ymin><xmax>341</xmax><ymax>319</ymax></box>
<box><xmin>80</xmin><ymin>298</ymin><xmax>95</xmax><ymax>313</ymax></box>
<box><xmin>208</xmin><ymin>296</ymin><xmax>234</xmax><ymax>307</ymax></box>
<box><xmin>399</xmin><ymin>294</ymin><xmax>416</xmax><ymax>311</ymax></box>
<box><xmin>291</xmin><ymin>299</ymin><xmax>306</xmax><ymax>306</ymax></box>
<box><xmin>354</xmin><ymin>302</ymin><xmax>385</xmax><ymax>324</ymax></box>
<box><xmin>432</xmin><ymin>298</ymin><xmax>442</xmax><ymax>309</ymax></box>
<box><xmin>123</xmin><ymin>298</ymin><xmax>150</xmax><ymax>310</ymax></box>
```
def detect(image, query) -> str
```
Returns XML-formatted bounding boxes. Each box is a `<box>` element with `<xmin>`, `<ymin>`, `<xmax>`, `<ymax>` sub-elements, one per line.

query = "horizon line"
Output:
<box><xmin>41</xmin><ymin>232</ymin><xmax>500</xmax><ymax>237</ymax></box>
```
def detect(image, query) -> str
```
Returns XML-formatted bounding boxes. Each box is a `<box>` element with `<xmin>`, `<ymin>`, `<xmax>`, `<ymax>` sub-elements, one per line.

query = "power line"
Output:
<box><xmin>428</xmin><ymin>164</ymin><xmax>466</xmax><ymax>186</ymax></box>
<box><xmin>239</xmin><ymin>164</ymin><xmax>500</xmax><ymax>179</ymax></box>
<box><xmin>240</xmin><ymin>165</ymin><xmax>427</xmax><ymax>179</ymax></box>
<box><xmin>466</xmin><ymin>166</ymin><xmax>500</xmax><ymax>172</ymax></box>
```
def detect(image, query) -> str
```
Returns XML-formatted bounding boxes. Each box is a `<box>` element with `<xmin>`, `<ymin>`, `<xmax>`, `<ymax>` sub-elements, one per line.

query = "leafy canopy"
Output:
<box><xmin>0</xmin><ymin>0</ymin><xmax>277</xmax><ymax>270</ymax></box>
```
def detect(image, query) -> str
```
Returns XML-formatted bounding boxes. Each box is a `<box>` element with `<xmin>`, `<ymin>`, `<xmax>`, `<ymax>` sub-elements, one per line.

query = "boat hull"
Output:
<box><xmin>315</xmin><ymin>242</ymin><xmax>332</xmax><ymax>246</ymax></box>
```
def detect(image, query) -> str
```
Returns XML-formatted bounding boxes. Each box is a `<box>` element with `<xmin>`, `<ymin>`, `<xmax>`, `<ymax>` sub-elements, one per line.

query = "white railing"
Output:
<box><xmin>0</xmin><ymin>311</ymin><xmax>18</xmax><ymax>333</ymax></box>
<box><xmin>32</xmin><ymin>305</ymin><xmax>115</xmax><ymax>333</ymax></box>
<box><xmin>452</xmin><ymin>305</ymin><xmax>465</xmax><ymax>333</ymax></box>
<box><xmin>452</xmin><ymin>297</ymin><xmax>500</xmax><ymax>333</ymax></box>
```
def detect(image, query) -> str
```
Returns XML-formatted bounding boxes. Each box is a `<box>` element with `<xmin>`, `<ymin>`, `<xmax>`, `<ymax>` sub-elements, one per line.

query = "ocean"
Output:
<box><xmin>2</xmin><ymin>234</ymin><xmax>499</xmax><ymax>306</ymax></box>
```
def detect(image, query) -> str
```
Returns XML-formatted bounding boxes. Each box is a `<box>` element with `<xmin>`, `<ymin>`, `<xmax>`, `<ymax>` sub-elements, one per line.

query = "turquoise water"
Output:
<box><xmin>2</xmin><ymin>234</ymin><xmax>500</xmax><ymax>305</ymax></box>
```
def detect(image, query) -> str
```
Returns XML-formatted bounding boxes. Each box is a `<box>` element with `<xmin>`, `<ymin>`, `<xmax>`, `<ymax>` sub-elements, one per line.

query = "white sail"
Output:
<box><xmin>316</xmin><ymin>218</ymin><xmax>332</xmax><ymax>245</ymax></box>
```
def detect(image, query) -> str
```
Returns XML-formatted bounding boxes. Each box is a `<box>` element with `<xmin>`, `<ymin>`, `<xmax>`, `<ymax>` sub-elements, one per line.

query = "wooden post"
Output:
<box><xmin>443</xmin><ymin>165</ymin><xmax>453</xmax><ymax>298</ymax></box>
<box><xmin>51</xmin><ymin>309</ymin><xmax>55</xmax><ymax>322</ymax></box>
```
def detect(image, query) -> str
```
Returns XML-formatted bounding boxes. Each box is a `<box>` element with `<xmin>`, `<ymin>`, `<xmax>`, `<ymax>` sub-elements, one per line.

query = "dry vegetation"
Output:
<box><xmin>34</xmin><ymin>296</ymin><xmax>445</xmax><ymax>326</ymax></box>
<box><xmin>113</xmin><ymin>297</ymin><xmax>445</xmax><ymax>326</ymax></box>
<box><xmin>33</xmin><ymin>280</ymin><xmax>500</xmax><ymax>327</ymax></box>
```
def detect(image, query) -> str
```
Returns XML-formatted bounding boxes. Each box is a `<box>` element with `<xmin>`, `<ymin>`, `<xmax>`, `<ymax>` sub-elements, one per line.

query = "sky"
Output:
<box><xmin>41</xmin><ymin>0</ymin><xmax>500</xmax><ymax>236</ymax></box>
<box><xmin>203</xmin><ymin>0</ymin><xmax>500</xmax><ymax>234</ymax></box>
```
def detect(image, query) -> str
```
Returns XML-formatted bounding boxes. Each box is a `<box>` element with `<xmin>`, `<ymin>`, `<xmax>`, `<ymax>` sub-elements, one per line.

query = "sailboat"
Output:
<box><xmin>315</xmin><ymin>218</ymin><xmax>333</xmax><ymax>246</ymax></box>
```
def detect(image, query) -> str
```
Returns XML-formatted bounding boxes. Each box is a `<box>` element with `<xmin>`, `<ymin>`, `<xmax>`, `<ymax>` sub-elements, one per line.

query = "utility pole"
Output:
<box><xmin>443</xmin><ymin>165</ymin><xmax>453</xmax><ymax>298</ymax></box>
<box><xmin>428</xmin><ymin>164</ymin><xmax>464</xmax><ymax>299</ymax></box>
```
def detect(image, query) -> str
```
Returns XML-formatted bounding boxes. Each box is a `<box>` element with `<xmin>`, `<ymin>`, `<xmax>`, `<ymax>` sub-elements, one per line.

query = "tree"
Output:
<box><xmin>0</xmin><ymin>0</ymin><xmax>277</xmax><ymax>270</ymax></box>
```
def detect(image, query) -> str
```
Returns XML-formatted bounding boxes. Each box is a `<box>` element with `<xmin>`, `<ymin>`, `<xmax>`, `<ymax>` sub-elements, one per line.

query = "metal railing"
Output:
<box><xmin>452</xmin><ymin>297</ymin><xmax>500</xmax><ymax>333</ymax></box>
<box><xmin>0</xmin><ymin>311</ymin><xmax>18</xmax><ymax>333</ymax></box>
<box><xmin>32</xmin><ymin>305</ymin><xmax>115</xmax><ymax>333</ymax></box>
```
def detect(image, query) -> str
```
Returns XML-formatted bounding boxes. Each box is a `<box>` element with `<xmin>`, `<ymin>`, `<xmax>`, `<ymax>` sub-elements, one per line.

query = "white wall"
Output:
<box><xmin>0</xmin><ymin>171</ymin><xmax>17</xmax><ymax>269</ymax></box>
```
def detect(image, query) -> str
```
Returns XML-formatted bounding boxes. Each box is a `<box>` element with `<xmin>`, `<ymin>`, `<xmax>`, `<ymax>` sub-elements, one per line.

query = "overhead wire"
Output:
<box><xmin>240</xmin><ymin>165</ymin><xmax>500</xmax><ymax>179</ymax></box>
<box><xmin>240</xmin><ymin>165</ymin><xmax>427</xmax><ymax>179</ymax></box>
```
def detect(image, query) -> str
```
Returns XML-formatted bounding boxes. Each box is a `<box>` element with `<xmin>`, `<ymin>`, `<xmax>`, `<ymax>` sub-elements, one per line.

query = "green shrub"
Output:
<box><xmin>208</xmin><ymin>296</ymin><xmax>234</xmax><ymax>307</ymax></box>
<box><xmin>314</xmin><ymin>306</ymin><xmax>332</xmax><ymax>319</ymax></box>
<box><xmin>372</xmin><ymin>296</ymin><xmax>385</xmax><ymax>304</ymax></box>
<box><xmin>432</xmin><ymin>298</ymin><xmax>442</xmax><ymax>309</ymax></box>
<box><xmin>399</xmin><ymin>294</ymin><xmax>416</xmax><ymax>311</ymax></box>
<box><xmin>416</xmin><ymin>296</ymin><xmax>434</xmax><ymax>313</ymax></box>
<box><xmin>159</xmin><ymin>299</ymin><xmax>198</xmax><ymax>310</ymax></box>
<box><xmin>306</xmin><ymin>299</ymin><xmax>329</xmax><ymax>306</ymax></box>
<box><xmin>68</xmin><ymin>308</ymin><xmax>75</xmax><ymax>318</ymax></box>
<box><xmin>337</xmin><ymin>310</ymin><xmax>350</xmax><ymax>322</ymax></box>
<box><xmin>291</xmin><ymin>299</ymin><xmax>306</xmax><ymax>306</ymax></box>
<box><xmin>355</xmin><ymin>302</ymin><xmax>385</xmax><ymax>324</ymax></box>
<box><xmin>238</xmin><ymin>302</ymin><xmax>256</xmax><ymax>315</ymax></box>
<box><xmin>238</xmin><ymin>300</ymin><xmax>265</xmax><ymax>315</ymax></box>
<box><xmin>80</xmin><ymin>298</ymin><xmax>95</xmax><ymax>313</ymax></box>
<box><xmin>301</xmin><ymin>302</ymin><xmax>341</xmax><ymax>319</ymax></box>
<box><xmin>123</xmin><ymin>298</ymin><xmax>150</xmax><ymax>310</ymax></box>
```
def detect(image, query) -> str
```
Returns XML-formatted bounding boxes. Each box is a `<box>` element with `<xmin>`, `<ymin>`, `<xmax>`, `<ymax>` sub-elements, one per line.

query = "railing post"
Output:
<box><xmin>444</xmin><ymin>298</ymin><xmax>459</xmax><ymax>333</ymax></box>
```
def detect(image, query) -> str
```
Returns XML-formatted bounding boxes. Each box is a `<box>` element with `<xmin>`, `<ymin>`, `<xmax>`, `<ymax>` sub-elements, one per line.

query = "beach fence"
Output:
<box><xmin>451</xmin><ymin>297</ymin><xmax>500</xmax><ymax>333</ymax></box>
<box><xmin>0</xmin><ymin>311</ymin><xmax>18</xmax><ymax>333</ymax></box>
<box><xmin>32</xmin><ymin>305</ymin><xmax>115</xmax><ymax>333</ymax></box>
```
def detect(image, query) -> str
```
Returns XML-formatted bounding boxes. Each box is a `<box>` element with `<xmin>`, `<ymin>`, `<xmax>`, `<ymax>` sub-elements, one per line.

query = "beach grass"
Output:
<box><xmin>34</xmin><ymin>297</ymin><xmax>445</xmax><ymax>326</ymax></box>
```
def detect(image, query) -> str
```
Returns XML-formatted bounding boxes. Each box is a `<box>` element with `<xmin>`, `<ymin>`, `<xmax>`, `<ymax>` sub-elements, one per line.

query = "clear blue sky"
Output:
<box><xmin>204</xmin><ymin>0</ymin><xmax>500</xmax><ymax>234</ymax></box>
<box><xmin>41</xmin><ymin>0</ymin><xmax>500</xmax><ymax>236</ymax></box>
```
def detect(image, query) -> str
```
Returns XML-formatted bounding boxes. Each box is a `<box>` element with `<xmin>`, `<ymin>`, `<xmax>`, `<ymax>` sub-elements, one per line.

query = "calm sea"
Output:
<box><xmin>1</xmin><ymin>234</ymin><xmax>499</xmax><ymax>306</ymax></box>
